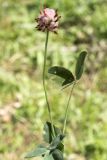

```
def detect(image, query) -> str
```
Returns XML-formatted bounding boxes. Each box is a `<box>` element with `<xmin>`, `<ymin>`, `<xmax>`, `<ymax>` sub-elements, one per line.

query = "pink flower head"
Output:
<box><xmin>36</xmin><ymin>8</ymin><xmax>61</xmax><ymax>33</ymax></box>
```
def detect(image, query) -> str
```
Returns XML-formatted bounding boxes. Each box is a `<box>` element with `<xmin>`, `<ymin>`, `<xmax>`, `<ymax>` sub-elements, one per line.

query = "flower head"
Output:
<box><xmin>36</xmin><ymin>8</ymin><xmax>61</xmax><ymax>33</ymax></box>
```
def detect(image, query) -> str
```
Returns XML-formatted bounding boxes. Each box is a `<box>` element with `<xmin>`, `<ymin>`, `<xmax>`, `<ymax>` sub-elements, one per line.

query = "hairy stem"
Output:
<box><xmin>43</xmin><ymin>31</ymin><xmax>55</xmax><ymax>137</ymax></box>
<box><xmin>62</xmin><ymin>81</ymin><xmax>76</xmax><ymax>134</ymax></box>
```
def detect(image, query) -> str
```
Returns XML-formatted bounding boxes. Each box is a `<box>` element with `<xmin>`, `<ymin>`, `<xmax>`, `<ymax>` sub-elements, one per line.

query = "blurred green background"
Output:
<box><xmin>0</xmin><ymin>0</ymin><xmax>107</xmax><ymax>160</ymax></box>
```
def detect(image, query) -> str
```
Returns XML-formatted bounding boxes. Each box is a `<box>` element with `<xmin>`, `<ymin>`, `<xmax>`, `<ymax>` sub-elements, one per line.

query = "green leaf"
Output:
<box><xmin>48</xmin><ymin>66</ymin><xmax>75</xmax><ymax>86</ymax></box>
<box><xmin>50</xmin><ymin>134</ymin><xmax>65</xmax><ymax>150</ymax></box>
<box><xmin>44</xmin><ymin>149</ymin><xmax>63</xmax><ymax>160</ymax></box>
<box><xmin>53</xmin><ymin>125</ymin><xmax>61</xmax><ymax>137</ymax></box>
<box><xmin>44</xmin><ymin>154</ymin><xmax>54</xmax><ymax>160</ymax></box>
<box><xmin>43</xmin><ymin>122</ymin><xmax>53</xmax><ymax>144</ymax></box>
<box><xmin>57</xmin><ymin>143</ymin><xmax>64</xmax><ymax>152</ymax></box>
<box><xmin>25</xmin><ymin>145</ymin><xmax>47</xmax><ymax>158</ymax></box>
<box><xmin>43</xmin><ymin>122</ymin><xmax>61</xmax><ymax>144</ymax></box>
<box><xmin>52</xmin><ymin>149</ymin><xmax>64</xmax><ymax>160</ymax></box>
<box><xmin>75</xmin><ymin>51</ymin><xmax>87</xmax><ymax>80</ymax></box>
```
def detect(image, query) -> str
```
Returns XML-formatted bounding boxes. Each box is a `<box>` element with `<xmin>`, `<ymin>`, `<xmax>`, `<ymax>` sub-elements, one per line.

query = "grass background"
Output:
<box><xmin>0</xmin><ymin>0</ymin><xmax>107</xmax><ymax>160</ymax></box>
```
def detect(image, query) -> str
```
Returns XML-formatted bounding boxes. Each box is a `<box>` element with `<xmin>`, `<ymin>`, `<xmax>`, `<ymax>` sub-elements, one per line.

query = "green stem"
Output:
<box><xmin>62</xmin><ymin>81</ymin><xmax>76</xmax><ymax>134</ymax></box>
<box><xmin>43</xmin><ymin>31</ymin><xmax>55</xmax><ymax>137</ymax></box>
